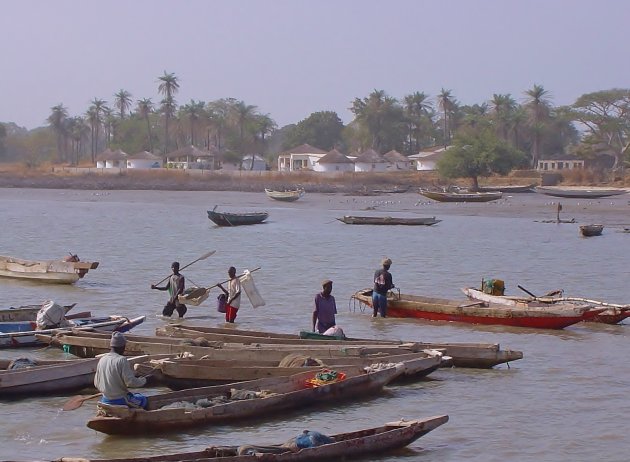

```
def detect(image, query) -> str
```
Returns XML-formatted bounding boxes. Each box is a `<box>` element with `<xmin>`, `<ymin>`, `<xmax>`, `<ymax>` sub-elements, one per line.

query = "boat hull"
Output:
<box><xmin>535</xmin><ymin>186</ymin><xmax>628</xmax><ymax>198</ymax></box>
<box><xmin>264</xmin><ymin>188</ymin><xmax>304</xmax><ymax>202</ymax></box>
<box><xmin>580</xmin><ymin>225</ymin><xmax>604</xmax><ymax>237</ymax></box>
<box><xmin>207</xmin><ymin>210</ymin><xmax>269</xmax><ymax>226</ymax></box>
<box><xmin>337</xmin><ymin>216</ymin><xmax>441</xmax><ymax>226</ymax></box>
<box><xmin>0</xmin><ymin>303</ymin><xmax>74</xmax><ymax>322</ymax></box>
<box><xmin>0</xmin><ymin>255</ymin><xmax>98</xmax><ymax>284</ymax></box>
<box><xmin>419</xmin><ymin>190</ymin><xmax>502</xmax><ymax>202</ymax></box>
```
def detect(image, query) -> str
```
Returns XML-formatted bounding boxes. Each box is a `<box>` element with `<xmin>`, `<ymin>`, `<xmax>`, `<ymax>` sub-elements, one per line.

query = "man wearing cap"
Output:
<box><xmin>372</xmin><ymin>258</ymin><xmax>394</xmax><ymax>317</ymax></box>
<box><xmin>93</xmin><ymin>332</ymin><xmax>148</xmax><ymax>408</ymax></box>
<box><xmin>151</xmin><ymin>261</ymin><xmax>187</xmax><ymax>318</ymax></box>
<box><xmin>312</xmin><ymin>279</ymin><xmax>337</xmax><ymax>333</ymax></box>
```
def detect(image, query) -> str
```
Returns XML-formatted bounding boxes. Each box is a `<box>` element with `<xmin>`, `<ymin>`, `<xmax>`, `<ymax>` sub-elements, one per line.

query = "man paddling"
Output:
<box><xmin>94</xmin><ymin>332</ymin><xmax>148</xmax><ymax>409</ymax></box>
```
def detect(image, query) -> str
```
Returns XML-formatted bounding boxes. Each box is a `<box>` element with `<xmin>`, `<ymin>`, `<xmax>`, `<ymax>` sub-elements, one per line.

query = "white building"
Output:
<box><xmin>537</xmin><ymin>158</ymin><xmax>584</xmax><ymax>172</ymax></box>
<box><xmin>95</xmin><ymin>148</ymin><xmax>127</xmax><ymax>169</ymax></box>
<box><xmin>241</xmin><ymin>154</ymin><xmax>268</xmax><ymax>171</ymax></box>
<box><xmin>314</xmin><ymin>149</ymin><xmax>355</xmax><ymax>172</ymax></box>
<box><xmin>383</xmin><ymin>150</ymin><xmax>411</xmax><ymax>170</ymax></box>
<box><xmin>277</xmin><ymin>144</ymin><xmax>327</xmax><ymax>171</ymax></box>
<box><xmin>127</xmin><ymin>151</ymin><xmax>163</xmax><ymax>169</ymax></box>
<box><xmin>354</xmin><ymin>149</ymin><xmax>388</xmax><ymax>172</ymax></box>
<box><xmin>165</xmin><ymin>145</ymin><xmax>216</xmax><ymax>170</ymax></box>
<box><xmin>408</xmin><ymin>146</ymin><xmax>451</xmax><ymax>171</ymax></box>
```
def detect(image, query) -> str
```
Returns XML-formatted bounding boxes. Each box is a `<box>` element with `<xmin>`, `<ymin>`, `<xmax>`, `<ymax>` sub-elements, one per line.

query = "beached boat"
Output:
<box><xmin>372</xmin><ymin>185</ymin><xmax>411</xmax><ymax>194</ymax></box>
<box><xmin>477</xmin><ymin>184</ymin><xmax>536</xmax><ymax>193</ymax></box>
<box><xmin>154</xmin><ymin>325</ymin><xmax>522</xmax><ymax>369</ymax></box>
<box><xmin>37</xmin><ymin>330</ymin><xmax>521</xmax><ymax>369</ymax></box>
<box><xmin>86</xmin><ymin>365</ymin><xmax>404</xmax><ymax>435</ymax></box>
<box><xmin>580</xmin><ymin>224</ymin><xmax>604</xmax><ymax>237</ymax></box>
<box><xmin>61</xmin><ymin>416</ymin><xmax>448</xmax><ymax>462</ymax></box>
<box><xmin>462</xmin><ymin>287</ymin><xmax>630</xmax><ymax>325</ymax></box>
<box><xmin>0</xmin><ymin>303</ymin><xmax>75</xmax><ymax>322</ymax></box>
<box><xmin>535</xmin><ymin>186</ymin><xmax>628</xmax><ymax>199</ymax></box>
<box><xmin>264</xmin><ymin>188</ymin><xmax>305</xmax><ymax>202</ymax></box>
<box><xmin>418</xmin><ymin>190</ymin><xmax>503</xmax><ymax>202</ymax></box>
<box><xmin>207</xmin><ymin>206</ymin><xmax>269</xmax><ymax>226</ymax></box>
<box><xmin>0</xmin><ymin>255</ymin><xmax>99</xmax><ymax>284</ymax></box>
<box><xmin>133</xmin><ymin>350</ymin><xmax>444</xmax><ymax>390</ymax></box>
<box><xmin>336</xmin><ymin>215</ymin><xmax>441</xmax><ymax>226</ymax></box>
<box><xmin>351</xmin><ymin>289</ymin><xmax>603</xmax><ymax>330</ymax></box>
<box><xmin>0</xmin><ymin>315</ymin><xmax>145</xmax><ymax>348</ymax></box>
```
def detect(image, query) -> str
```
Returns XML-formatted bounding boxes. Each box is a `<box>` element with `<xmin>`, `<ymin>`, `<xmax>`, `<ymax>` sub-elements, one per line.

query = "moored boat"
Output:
<box><xmin>419</xmin><ymin>190</ymin><xmax>503</xmax><ymax>202</ymax></box>
<box><xmin>0</xmin><ymin>255</ymin><xmax>99</xmax><ymax>284</ymax></box>
<box><xmin>580</xmin><ymin>224</ymin><xmax>604</xmax><ymax>237</ymax></box>
<box><xmin>351</xmin><ymin>289</ymin><xmax>603</xmax><ymax>330</ymax></box>
<box><xmin>264</xmin><ymin>188</ymin><xmax>305</xmax><ymax>202</ymax></box>
<box><xmin>477</xmin><ymin>184</ymin><xmax>536</xmax><ymax>193</ymax></box>
<box><xmin>337</xmin><ymin>215</ymin><xmax>441</xmax><ymax>226</ymax></box>
<box><xmin>535</xmin><ymin>186</ymin><xmax>628</xmax><ymax>198</ymax></box>
<box><xmin>207</xmin><ymin>206</ymin><xmax>269</xmax><ymax>226</ymax></box>
<box><xmin>86</xmin><ymin>365</ymin><xmax>404</xmax><ymax>435</ymax></box>
<box><xmin>61</xmin><ymin>415</ymin><xmax>448</xmax><ymax>461</ymax></box>
<box><xmin>0</xmin><ymin>302</ymin><xmax>75</xmax><ymax>322</ymax></box>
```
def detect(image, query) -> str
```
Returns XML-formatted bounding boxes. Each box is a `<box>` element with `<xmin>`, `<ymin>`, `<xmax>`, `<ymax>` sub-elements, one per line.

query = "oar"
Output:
<box><xmin>517</xmin><ymin>285</ymin><xmax>538</xmax><ymax>299</ymax></box>
<box><xmin>205</xmin><ymin>267</ymin><xmax>261</xmax><ymax>291</ymax></box>
<box><xmin>151</xmin><ymin>250</ymin><xmax>216</xmax><ymax>287</ymax></box>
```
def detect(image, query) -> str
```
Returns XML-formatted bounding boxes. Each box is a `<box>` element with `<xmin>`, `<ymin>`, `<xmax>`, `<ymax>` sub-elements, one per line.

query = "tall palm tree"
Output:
<box><xmin>229</xmin><ymin>101</ymin><xmax>258</xmax><ymax>169</ymax></box>
<box><xmin>524</xmin><ymin>84</ymin><xmax>551</xmax><ymax>168</ymax></box>
<box><xmin>403</xmin><ymin>91</ymin><xmax>432</xmax><ymax>153</ymax></box>
<box><xmin>490</xmin><ymin>94</ymin><xmax>516</xmax><ymax>141</ymax></box>
<box><xmin>88</xmin><ymin>98</ymin><xmax>107</xmax><ymax>162</ymax></box>
<box><xmin>114</xmin><ymin>89</ymin><xmax>133</xmax><ymax>119</ymax></box>
<box><xmin>136</xmin><ymin>98</ymin><xmax>154</xmax><ymax>152</ymax></box>
<box><xmin>437</xmin><ymin>89</ymin><xmax>456</xmax><ymax>147</ymax></box>
<box><xmin>181</xmin><ymin>100</ymin><xmax>205</xmax><ymax>146</ymax></box>
<box><xmin>47</xmin><ymin>104</ymin><xmax>69</xmax><ymax>162</ymax></box>
<box><xmin>157</xmin><ymin>71</ymin><xmax>180</xmax><ymax>153</ymax></box>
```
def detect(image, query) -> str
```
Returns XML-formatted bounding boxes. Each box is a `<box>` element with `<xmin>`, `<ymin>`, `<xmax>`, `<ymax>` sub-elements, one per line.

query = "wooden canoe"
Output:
<box><xmin>134</xmin><ymin>350</ymin><xmax>445</xmax><ymax>390</ymax></box>
<box><xmin>352</xmin><ymin>289</ymin><xmax>603</xmax><ymax>330</ymax></box>
<box><xmin>86</xmin><ymin>365</ymin><xmax>404</xmax><ymax>435</ymax></box>
<box><xmin>0</xmin><ymin>255</ymin><xmax>99</xmax><ymax>284</ymax></box>
<box><xmin>418</xmin><ymin>190</ymin><xmax>503</xmax><ymax>202</ymax></box>
<box><xmin>0</xmin><ymin>303</ymin><xmax>75</xmax><ymax>322</ymax></box>
<box><xmin>207</xmin><ymin>207</ymin><xmax>269</xmax><ymax>226</ymax></box>
<box><xmin>462</xmin><ymin>287</ymin><xmax>630</xmax><ymax>325</ymax></box>
<box><xmin>61</xmin><ymin>415</ymin><xmax>448</xmax><ymax>461</ymax></box>
<box><xmin>535</xmin><ymin>186</ymin><xmax>628</xmax><ymax>198</ymax></box>
<box><xmin>579</xmin><ymin>224</ymin><xmax>604</xmax><ymax>237</ymax></box>
<box><xmin>336</xmin><ymin>216</ymin><xmax>441</xmax><ymax>226</ymax></box>
<box><xmin>264</xmin><ymin>188</ymin><xmax>305</xmax><ymax>202</ymax></box>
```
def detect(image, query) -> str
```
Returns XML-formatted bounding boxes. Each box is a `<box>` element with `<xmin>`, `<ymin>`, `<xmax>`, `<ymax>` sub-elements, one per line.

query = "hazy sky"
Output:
<box><xmin>2</xmin><ymin>0</ymin><xmax>629</xmax><ymax>130</ymax></box>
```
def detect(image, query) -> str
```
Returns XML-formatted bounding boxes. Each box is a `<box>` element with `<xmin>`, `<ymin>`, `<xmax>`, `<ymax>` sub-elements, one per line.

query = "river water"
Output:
<box><xmin>0</xmin><ymin>188</ymin><xmax>629</xmax><ymax>462</ymax></box>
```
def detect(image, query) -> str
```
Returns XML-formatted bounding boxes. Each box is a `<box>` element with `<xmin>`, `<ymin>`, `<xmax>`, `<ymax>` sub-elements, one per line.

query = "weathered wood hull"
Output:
<box><xmin>352</xmin><ymin>289</ymin><xmax>598</xmax><ymax>330</ymax></box>
<box><xmin>419</xmin><ymin>190</ymin><xmax>503</xmax><ymax>202</ymax></box>
<box><xmin>264</xmin><ymin>188</ymin><xmax>304</xmax><ymax>202</ymax></box>
<box><xmin>0</xmin><ymin>255</ymin><xmax>99</xmax><ymax>284</ymax></box>
<box><xmin>535</xmin><ymin>186</ymin><xmax>628</xmax><ymax>198</ymax></box>
<box><xmin>337</xmin><ymin>216</ymin><xmax>441</xmax><ymax>226</ymax></box>
<box><xmin>61</xmin><ymin>416</ymin><xmax>448</xmax><ymax>461</ymax></box>
<box><xmin>580</xmin><ymin>224</ymin><xmax>604</xmax><ymax>237</ymax></box>
<box><xmin>86</xmin><ymin>365</ymin><xmax>404</xmax><ymax>435</ymax></box>
<box><xmin>0</xmin><ymin>303</ymin><xmax>75</xmax><ymax>322</ymax></box>
<box><xmin>207</xmin><ymin>210</ymin><xmax>269</xmax><ymax>226</ymax></box>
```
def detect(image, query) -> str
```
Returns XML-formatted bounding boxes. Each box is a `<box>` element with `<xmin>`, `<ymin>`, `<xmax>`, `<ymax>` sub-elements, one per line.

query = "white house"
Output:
<box><xmin>277</xmin><ymin>143</ymin><xmax>327</xmax><ymax>171</ymax></box>
<box><xmin>241</xmin><ymin>154</ymin><xmax>268</xmax><ymax>171</ymax></box>
<box><xmin>127</xmin><ymin>151</ymin><xmax>163</xmax><ymax>169</ymax></box>
<box><xmin>95</xmin><ymin>148</ymin><xmax>127</xmax><ymax>169</ymax></box>
<box><xmin>537</xmin><ymin>158</ymin><xmax>584</xmax><ymax>172</ymax></box>
<box><xmin>408</xmin><ymin>146</ymin><xmax>451</xmax><ymax>171</ymax></box>
<box><xmin>314</xmin><ymin>149</ymin><xmax>355</xmax><ymax>172</ymax></box>
<box><xmin>165</xmin><ymin>145</ymin><xmax>216</xmax><ymax>170</ymax></box>
<box><xmin>383</xmin><ymin>150</ymin><xmax>411</xmax><ymax>170</ymax></box>
<box><xmin>354</xmin><ymin>149</ymin><xmax>388</xmax><ymax>172</ymax></box>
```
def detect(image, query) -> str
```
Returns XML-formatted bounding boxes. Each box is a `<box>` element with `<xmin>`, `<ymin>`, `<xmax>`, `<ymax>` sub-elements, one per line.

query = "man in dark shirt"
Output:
<box><xmin>372</xmin><ymin>258</ymin><xmax>394</xmax><ymax>317</ymax></box>
<box><xmin>151</xmin><ymin>261</ymin><xmax>187</xmax><ymax>318</ymax></box>
<box><xmin>312</xmin><ymin>279</ymin><xmax>337</xmax><ymax>333</ymax></box>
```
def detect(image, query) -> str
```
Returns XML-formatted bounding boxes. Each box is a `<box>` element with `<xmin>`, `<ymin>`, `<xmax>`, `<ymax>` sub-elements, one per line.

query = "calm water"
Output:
<box><xmin>0</xmin><ymin>188</ymin><xmax>629</xmax><ymax>462</ymax></box>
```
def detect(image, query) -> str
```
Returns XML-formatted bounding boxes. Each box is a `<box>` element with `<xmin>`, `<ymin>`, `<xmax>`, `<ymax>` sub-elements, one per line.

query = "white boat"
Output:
<box><xmin>264</xmin><ymin>188</ymin><xmax>305</xmax><ymax>202</ymax></box>
<box><xmin>0</xmin><ymin>255</ymin><xmax>99</xmax><ymax>284</ymax></box>
<box><xmin>0</xmin><ymin>303</ymin><xmax>75</xmax><ymax>322</ymax></box>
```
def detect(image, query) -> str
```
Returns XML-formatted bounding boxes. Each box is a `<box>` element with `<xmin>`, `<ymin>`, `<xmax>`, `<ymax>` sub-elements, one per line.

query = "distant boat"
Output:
<box><xmin>477</xmin><ymin>184</ymin><xmax>536</xmax><ymax>193</ymax></box>
<box><xmin>264</xmin><ymin>188</ymin><xmax>305</xmax><ymax>202</ymax></box>
<box><xmin>580</xmin><ymin>224</ymin><xmax>604</xmax><ymax>237</ymax></box>
<box><xmin>372</xmin><ymin>185</ymin><xmax>411</xmax><ymax>194</ymax></box>
<box><xmin>337</xmin><ymin>215</ymin><xmax>441</xmax><ymax>226</ymax></box>
<box><xmin>535</xmin><ymin>186</ymin><xmax>628</xmax><ymax>198</ymax></box>
<box><xmin>0</xmin><ymin>303</ymin><xmax>75</xmax><ymax>322</ymax></box>
<box><xmin>419</xmin><ymin>190</ymin><xmax>503</xmax><ymax>202</ymax></box>
<box><xmin>207</xmin><ymin>206</ymin><xmax>268</xmax><ymax>227</ymax></box>
<box><xmin>0</xmin><ymin>255</ymin><xmax>99</xmax><ymax>284</ymax></box>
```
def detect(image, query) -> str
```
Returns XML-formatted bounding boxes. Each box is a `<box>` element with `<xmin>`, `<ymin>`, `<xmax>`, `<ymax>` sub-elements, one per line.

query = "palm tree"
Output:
<box><xmin>524</xmin><ymin>84</ymin><xmax>551</xmax><ymax>168</ymax></box>
<box><xmin>88</xmin><ymin>98</ymin><xmax>107</xmax><ymax>161</ymax></box>
<box><xmin>157</xmin><ymin>71</ymin><xmax>180</xmax><ymax>153</ymax></box>
<box><xmin>437</xmin><ymin>89</ymin><xmax>457</xmax><ymax>147</ymax></box>
<box><xmin>490</xmin><ymin>94</ymin><xmax>516</xmax><ymax>141</ymax></box>
<box><xmin>114</xmin><ymin>89</ymin><xmax>133</xmax><ymax>119</ymax></box>
<box><xmin>403</xmin><ymin>91</ymin><xmax>432</xmax><ymax>153</ymax></box>
<box><xmin>136</xmin><ymin>98</ymin><xmax>154</xmax><ymax>151</ymax></box>
<box><xmin>47</xmin><ymin>104</ymin><xmax>69</xmax><ymax>162</ymax></box>
<box><xmin>350</xmin><ymin>89</ymin><xmax>403</xmax><ymax>151</ymax></box>
<box><xmin>181</xmin><ymin>100</ymin><xmax>205</xmax><ymax>146</ymax></box>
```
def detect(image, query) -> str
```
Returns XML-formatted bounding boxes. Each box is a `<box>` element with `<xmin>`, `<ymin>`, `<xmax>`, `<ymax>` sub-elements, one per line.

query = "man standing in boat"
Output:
<box><xmin>151</xmin><ymin>261</ymin><xmax>187</xmax><ymax>318</ymax></box>
<box><xmin>217</xmin><ymin>266</ymin><xmax>241</xmax><ymax>323</ymax></box>
<box><xmin>372</xmin><ymin>258</ymin><xmax>394</xmax><ymax>317</ymax></box>
<box><xmin>94</xmin><ymin>332</ymin><xmax>148</xmax><ymax>408</ymax></box>
<box><xmin>313</xmin><ymin>279</ymin><xmax>337</xmax><ymax>333</ymax></box>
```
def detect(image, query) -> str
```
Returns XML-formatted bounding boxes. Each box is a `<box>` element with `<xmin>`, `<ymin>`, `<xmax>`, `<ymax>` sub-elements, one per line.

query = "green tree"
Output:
<box><xmin>136</xmin><ymin>98</ymin><xmax>155</xmax><ymax>152</ymax></box>
<box><xmin>157</xmin><ymin>71</ymin><xmax>180</xmax><ymax>153</ymax></box>
<box><xmin>490</xmin><ymin>94</ymin><xmax>516</xmax><ymax>141</ymax></box>
<box><xmin>114</xmin><ymin>89</ymin><xmax>133</xmax><ymax>119</ymax></box>
<box><xmin>437</xmin><ymin>122</ymin><xmax>527</xmax><ymax>190</ymax></box>
<box><xmin>350</xmin><ymin>89</ymin><xmax>406</xmax><ymax>152</ymax></box>
<box><xmin>88</xmin><ymin>98</ymin><xmax>107</xmax><ymax>161</ymax></box>
<box><xmin>180</xmin><ymin>100</ymin><xmax>206</xmax><ymax>146</ymax></box>
<box><xmin>403</xmin><ymin>92</ymin><xmax>434</xmax><ymax>153</ymax></box>
<box><xmin>47</xmin><ymin>104</ymin><xmax>69</xmax><ymax>161</ymax></box>
<box><xmin>437</xmin><ymin>88</ymin><xmax>458</xmax><ymax>147</ymax></box>
<box><xmin>524</xmin><ymin>84</ymin><xmax>551</xmax><ymax>168</ymax></box>
<box><xmin>284</xmin><ymin>111</ymin><xmax>344</xmax><ymax>151</ymax></box>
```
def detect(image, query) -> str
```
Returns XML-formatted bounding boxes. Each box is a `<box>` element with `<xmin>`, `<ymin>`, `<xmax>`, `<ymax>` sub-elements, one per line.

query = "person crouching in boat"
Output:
<box><xmin>94</xmin><ymin>332</ymin><xmax>148</xmax><ymax>409</ymax></box>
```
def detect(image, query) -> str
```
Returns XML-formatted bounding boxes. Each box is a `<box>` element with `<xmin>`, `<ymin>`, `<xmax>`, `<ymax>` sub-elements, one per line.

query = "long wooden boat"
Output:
<box><xmin>462</xmin><ymin>287</ymin><xmax>630</xmax><ymax>325</ymax></box>
<box><xmin>535</xmin><ymin>186</ymin><xmax>628</xmax><ymax>198</ymax></box>
<box><xmin>0</xmin><ymin>315</ymin><xmax>145</xmax><ymax>348</ymax></box>
<box><xmin>86</xmin><ymin>365</ymin><xmax>404</xmax><ymax>435</ymax></box>
<box><xmin>154</xmin><ymin>325</ymin><xmax>522</xmax><ymax>369</ymax></box>
<box><xmin>61</xmin><ymin>415</ymin><xmax>448</xmax><ymax>462</ymax></box>
<box><xmin>207</xmin><ymin>206</ymin><xmax>269</xmax><ymax>226</ymax></box>
<box><xmin>418</xmin><ymin>190</ymin><xmax>503</xmax><ymax>202</ymax></box>
<box><xmin>0</xmin><ymin>255</ymin><xmax>99</xmax><ymax>284</ymax></box>
<box><xmin>36</xmin><ymin>330</ymin><xmax>521</xmax><ymax>369</ymax></box>
<box><xmin>477</xmin><ymin>184</ymin><xmax>536</xmax><ymax>193</ymax></box>
<box><xmin>134</xmin><ymin>350</ymin><xmax>444</xmax><ymax>390</ymax></box>
<box><xmin>580</xmin><ymin>224</ymin><xmax>604</xmax><ymax>237</ymax></box>
<box><xmin>0</xmin><ymin>303</ymin><xmax>75</xmax><ymax>322</ymax></box>
<box><xmin>264</xmin><ymin>188</ymin><xmax>305</xmax><ymax>202</ymax></box>
<box><xmin>351</xmin><ymin>289</ymin><xmax>603</xmax><ymax>330</ymax></box>
<box><xmin>336</xmin><ymin>215</ymin><xmax>441</xmax><ymax>226</ymax></box>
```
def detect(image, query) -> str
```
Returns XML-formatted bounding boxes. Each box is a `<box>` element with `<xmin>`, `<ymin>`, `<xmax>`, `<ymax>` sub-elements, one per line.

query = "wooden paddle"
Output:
<box><xmin>151</xmin><ymin>250</ymin><xmax>216</xmax><ymax>287</ymax></box>
<box><xmin>62</xmin><ymin>392</ymin><xmax>101</xmax><ymax>411</ymax></box>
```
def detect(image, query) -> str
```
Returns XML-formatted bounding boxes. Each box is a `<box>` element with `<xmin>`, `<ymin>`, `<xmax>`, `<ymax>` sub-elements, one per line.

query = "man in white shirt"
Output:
<box><xmin>94</xmin><ymin>332</ymin><xmax>148</xmax><ymax>408</ymax></box>
<box><xmin>218</xmin><ymin>266</ymin><xmax>241</xmax><ymax>323</ymax></box>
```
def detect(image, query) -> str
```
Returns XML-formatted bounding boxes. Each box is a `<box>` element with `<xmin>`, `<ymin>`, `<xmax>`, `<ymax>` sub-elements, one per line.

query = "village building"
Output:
<box><xmin>314</xmin><ymin>149</ymin><xmax>355</xmax><ymax>172</ymax></box>
<box><xmin>164</xmin><ymin>145</ymin><xmax>216</xmax><ymax>170</ymax></box>
<box><xmin>408</xmin><ymin>146</ymin><xmax>451</xmax><ymax>171</ymax></box>
<box><xmin>354</xmin><ymin>149</ymin><xmax>388</xmax><ymax>172</ymax></box>
<box><xmin>537</xmin><ymin>157</ymin><xmax>585</xmax><ymax>172</ymax></box>
<box><xmin>95</xmin><ymin>148</ymin><xmax>127</xmax><ymax>169</ymax></box>
<box><xmin>277</xmin><ymin>144</ymin><xmax>327</xmax><ymax>171</ymax></box>
<box><xmin>383</xmin><ymin>150</ymin><xmax>412</xmax><ymax>171</ymax></box>
<box><xmin>127</xmin><ymin>151</ymin><xmax>163</xmax><ymax>169</ymax></box>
